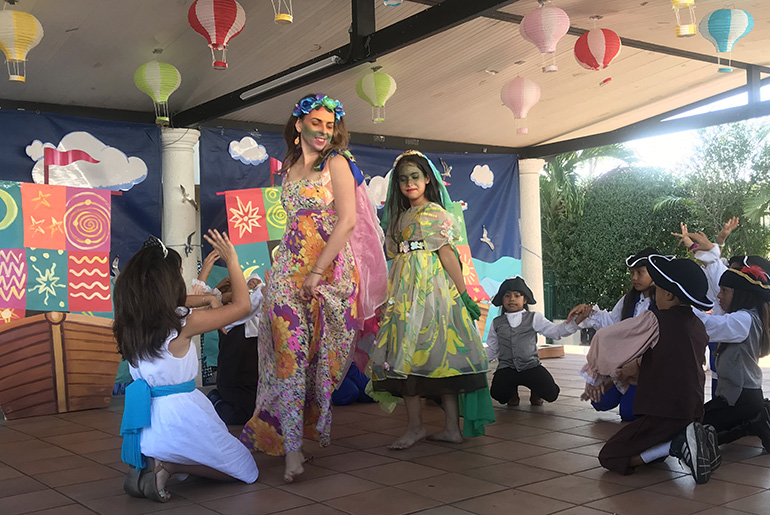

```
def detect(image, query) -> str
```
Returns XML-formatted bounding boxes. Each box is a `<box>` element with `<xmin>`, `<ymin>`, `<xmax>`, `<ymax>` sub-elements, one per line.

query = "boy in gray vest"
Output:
<box><xmin>487</xmin><ymin>277</ymin><xmax>588</xmax><ymax>406</ymax></box>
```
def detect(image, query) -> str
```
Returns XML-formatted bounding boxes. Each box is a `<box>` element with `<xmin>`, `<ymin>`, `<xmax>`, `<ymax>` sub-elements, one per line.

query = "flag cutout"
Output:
<box><xmin>43</xmin><ymin>147</ymin><xmax>100</xmax><ymax>185</ymax></box>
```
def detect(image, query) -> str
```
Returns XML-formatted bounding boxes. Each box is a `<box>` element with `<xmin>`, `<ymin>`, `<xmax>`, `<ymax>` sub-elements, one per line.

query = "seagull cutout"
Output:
<box><xmin>110</xmin><ymin>256</ymin><xmax>120</xmax><ymax>279</ymax></box>
<box><xmin>184</xmin><ymin>231</ymin><xmax>197</xmax><ymax>257</ymax></box>
<box><xmin>181</xmin><ymin>184</ymin><xmax>199</xmax><ymax>211</ymax></box>
<box><xmin>440</xmin><ymin>158</ymin><xmax>452</xmax><ymax>186</ymax></box>
<box><xmin>480</xmin><ymin>225</ymin><xmax>495</xmax><ymax>251</ymax></box>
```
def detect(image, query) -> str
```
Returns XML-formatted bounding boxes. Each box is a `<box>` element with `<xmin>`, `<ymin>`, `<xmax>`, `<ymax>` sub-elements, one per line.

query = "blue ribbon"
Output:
<box><xmin>119</xmin><ymin>378</ymin><xmax>195</xmax><ymax>470</ymax></box>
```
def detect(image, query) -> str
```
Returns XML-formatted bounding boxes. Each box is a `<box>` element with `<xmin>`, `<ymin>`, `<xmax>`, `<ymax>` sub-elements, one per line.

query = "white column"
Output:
<box><xmin>518</xmin><ymin>158</ymin><xmax>546</xmax><ymax>342</ymax></box>
<box><xmin>161</xmin><ymin>128</ymin><xmax>201</xmax><ymax>380</ymax></box>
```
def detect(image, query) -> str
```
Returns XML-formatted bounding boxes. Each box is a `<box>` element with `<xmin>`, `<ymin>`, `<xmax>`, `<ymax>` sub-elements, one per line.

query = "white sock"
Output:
<box><xmin>640</xmin><ymin>441</ymin><xmax>672</xmax><ymax>463</ymax></box>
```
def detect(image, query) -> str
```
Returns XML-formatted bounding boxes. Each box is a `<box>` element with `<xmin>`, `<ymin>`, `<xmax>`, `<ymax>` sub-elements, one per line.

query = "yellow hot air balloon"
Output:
<box><xmin>0</xmin><ymin>10</ymin><xmax>43</xmax><ymax>82</ymax></box>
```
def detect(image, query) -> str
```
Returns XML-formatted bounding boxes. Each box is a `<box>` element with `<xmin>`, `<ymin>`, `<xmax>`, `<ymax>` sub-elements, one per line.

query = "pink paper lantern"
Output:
<box><xmin>500</xmin><ymin>77</ymin><xmax>541</xmax><ymax>135</ymax></box>
<box><xmin>574</xmin><ymin>28</ymin><xmax>622</xmax><ymax>85</ymax></box>
<box><xmin>519</xmin><ymin>5</ymin><xmax>571</xmax><ymax>72</ymax></box>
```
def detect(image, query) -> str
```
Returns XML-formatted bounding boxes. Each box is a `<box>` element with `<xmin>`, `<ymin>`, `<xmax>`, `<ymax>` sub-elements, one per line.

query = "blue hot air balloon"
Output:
<box><xmin>699</xmin><ymin>9</ymin><xmax>754</xmax><ymax>73</ymax></box>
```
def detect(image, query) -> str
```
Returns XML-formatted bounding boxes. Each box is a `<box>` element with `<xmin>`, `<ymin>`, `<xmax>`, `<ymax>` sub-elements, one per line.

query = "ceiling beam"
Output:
<box><xmin>174</xmin><ymin>0</ymin><xmax>519</xmax><ymax>127</ymax></box>
<box><xmin>406</xmin><ymin>0</ymin><xmax>770</xmax><ymax>74</ymax></box>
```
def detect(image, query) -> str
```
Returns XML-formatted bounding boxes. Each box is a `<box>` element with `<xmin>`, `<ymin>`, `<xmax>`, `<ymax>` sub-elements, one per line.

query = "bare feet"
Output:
<box><xmin>284</xmin><ymin>451</ymin><xmax>305</xmax><ymax>483</ymax></box>
<box><xmin>427</xmin><ymin>428</ymin><xmax>464</xmax><ymax>444</ymax></box>
<box><xmin>389</xmin><ymin>426</ymin><xmax>427</xmax><ymax>450</ymax></box>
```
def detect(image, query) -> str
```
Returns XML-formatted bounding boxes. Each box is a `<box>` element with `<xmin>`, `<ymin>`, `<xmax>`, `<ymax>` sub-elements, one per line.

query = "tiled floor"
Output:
<box><xmin>3</xmin><ymin>346</ymin><xmax>770</xmax><ymax>515</ymax></box>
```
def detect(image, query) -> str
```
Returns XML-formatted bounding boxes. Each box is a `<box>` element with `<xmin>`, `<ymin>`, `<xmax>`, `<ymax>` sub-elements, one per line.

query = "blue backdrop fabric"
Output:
<box><xmin>199</xmin><ymin>127</ymin><xmax>521</xmax><ymax>263</ymax></box>
<box><xmin>0</xmin><ymin>110</ymin><xmax>162</xmax><ymax>264</ymax></box>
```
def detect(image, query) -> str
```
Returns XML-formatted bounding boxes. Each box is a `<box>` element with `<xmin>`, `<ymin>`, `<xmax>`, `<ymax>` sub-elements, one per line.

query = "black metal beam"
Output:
<box><xmin>406</xmin><ymin>0</ymin><xmax>770</xmax><ymax>74</ymax></box>
<box><xmin>517</xmin><ymin>100</ymin><xmax>770</xmax><ymax>159</ymax></box>
<box><xmin>174</xmin><ymin>0</ymin><xmax>518</xmax><ymax>127</ymax></box>
<box><xmin>0</xmin><ymin>98</ymin><xmax>155</xmax><ymax>124</ymax></box>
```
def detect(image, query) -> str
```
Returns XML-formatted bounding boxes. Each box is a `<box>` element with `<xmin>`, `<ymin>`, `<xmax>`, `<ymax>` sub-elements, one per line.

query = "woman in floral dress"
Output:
<box><xmin>240</xmin><ymin>94</ymin><xmax>386</xmax><ymax>482</ymax></box>
<box><xmin>370</xmin><ymin>150</ymin><xmax>494</xmax><ymax>450</ymax></box>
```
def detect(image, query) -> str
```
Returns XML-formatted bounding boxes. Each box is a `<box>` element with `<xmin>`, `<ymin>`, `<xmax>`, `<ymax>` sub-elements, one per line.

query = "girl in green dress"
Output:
<box><xmin>371</xmin><ymin>150</ymin><xmax>493</xmax><ymax>450</ymax></box>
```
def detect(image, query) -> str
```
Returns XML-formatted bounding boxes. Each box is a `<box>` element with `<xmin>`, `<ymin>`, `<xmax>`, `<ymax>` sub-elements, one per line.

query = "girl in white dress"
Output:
<box><xmin>114</xmin><ymin>230</ymin><xmax>258</xmax><ymax>503</ymax></box>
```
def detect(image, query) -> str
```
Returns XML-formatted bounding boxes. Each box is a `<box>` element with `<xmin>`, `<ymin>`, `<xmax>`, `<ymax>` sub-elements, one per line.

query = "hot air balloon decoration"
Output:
<box><xmin>356</xmin><ymin>67</ymin><xmax>397</xmax><ymax>124</ymax></box>
<box><xmin>672</xmin><ymin>0</ymin><xmax>696</xmax><ymax>37</ymax></box>
<box><xmin>384</xmin><ymin>0</ymin><xmax>403</xmax><ymax>6</ymax></box>
<box><xmin>271</xmin><ymin>0</ymin><xmax>293</xmax><ymax>24</ymax></box>
<box><xmin>188</xmin><ymin>0</ymin><xmax>246</xmax><ymax>70</ymax></box>
<box><xmin>699</xmin><ymin>9</ymin><xmax>754</xmax><ymax>73</ymax></box>
<box><xmin>519</xmin><ymin>4</ymin><xmax>570</xmax><ymax>73</ymax></box>
<box><xmin>574</xmin><ymin>28</ymin><xmax>621</xmax><ymax>86</ymax></box>
<box><xmin>134</xmin><ymin>61</ymin><xmax>182</xmax><ymax>125</ymax></box>
<box><xmin>0</xmin><ymin>9</ymin><xmax>43</xmax><ymax>82</ymax></box>
<box><xmin>500</xmin><ymin>77</ymin><xmax>541</xmax><ymax>135</ymax></box>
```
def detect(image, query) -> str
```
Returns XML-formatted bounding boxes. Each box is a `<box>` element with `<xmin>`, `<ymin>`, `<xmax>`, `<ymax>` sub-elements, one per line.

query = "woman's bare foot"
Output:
<box><xmin>284</xmin><ymin>451</ymin><xmax>305</xmax><ymax>483</ymax></box>
<box><xmin>427</xmin><ymin>428</ymin><xmax>463</xmax><ymax>444</ymax></box>
<box><xmin>389</xmin><ymin>426</ymin><xmax>427</xmax><ymax>450</ymax></box>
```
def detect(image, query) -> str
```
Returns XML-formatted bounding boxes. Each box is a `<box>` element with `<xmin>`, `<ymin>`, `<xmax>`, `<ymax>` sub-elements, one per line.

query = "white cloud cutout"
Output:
<box><xmin>229</xmin><ymin>136</ymin><xmax>268</xmax><ymax>166</ymax></box>
<box><xmin>367</xmin><ymin>171</ymin><xmax>391</xmax><ymax>209</ymax></box>
<box><xmin>26</xmin><ymin>132</ymin><xmax>148</xmax><ymax>191</ymax></box>
<box><xmin>470</xmin><ymin>164</ymin><xmax>494</xmax><ymax>189</ymax></box>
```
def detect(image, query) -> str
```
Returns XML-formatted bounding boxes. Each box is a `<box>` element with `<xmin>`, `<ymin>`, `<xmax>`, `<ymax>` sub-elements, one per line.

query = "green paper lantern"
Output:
<box><xmin>356</xmin><ymin>66</ymin><xmax>397</xmax><ymax>124</ymax></box>
<box><xmin>134</xmin><ymin>60</ymin><xmax>182</xmax><ymax>124</ymax></box>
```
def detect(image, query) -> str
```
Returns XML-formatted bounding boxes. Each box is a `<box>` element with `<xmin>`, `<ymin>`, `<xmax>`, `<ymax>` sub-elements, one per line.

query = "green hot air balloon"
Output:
<box><xmin>356</xmin><ymin>66</ymin><xmax>397</xmax><ymax>124</ymax></box>
<box><xmin>134</xmin><ymin>60</ymin><xmax>182</xmax><ymax>125</ymax></box>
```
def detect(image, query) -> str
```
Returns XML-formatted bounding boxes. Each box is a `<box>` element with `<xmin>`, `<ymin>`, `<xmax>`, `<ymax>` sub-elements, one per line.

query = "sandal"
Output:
<box><xmin>139</xmin><ymin>457</ymin><xmax>171</xmax><ymax>503</ymax></box>
<box><xmin>123</xmin><ymin>466</ymin><xmax>145</xmax><ymax>498</ymax></box>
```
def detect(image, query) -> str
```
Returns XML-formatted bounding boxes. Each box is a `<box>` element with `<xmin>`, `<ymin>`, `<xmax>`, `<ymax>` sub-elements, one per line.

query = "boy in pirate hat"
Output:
<box><xmin>581</xmin><ymin>255</ymin><xmax>719</xmax><ymax>484</ymax></box>
<box><xmin>487</xmin><ymin>276</ymin><xmax>588</xmax><ymax>406</ymax></box>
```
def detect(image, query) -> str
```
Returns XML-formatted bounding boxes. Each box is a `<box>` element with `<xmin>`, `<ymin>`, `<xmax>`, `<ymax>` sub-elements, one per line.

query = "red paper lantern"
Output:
<box><xmin>574</xmin><ymin>28</ymin><xmax>621</xmax><ymax>85</ymax></box>
<box><xmin>188</xmin><ymin>0</ymin><xmax>246</xmax><ymax>70</ymax></box>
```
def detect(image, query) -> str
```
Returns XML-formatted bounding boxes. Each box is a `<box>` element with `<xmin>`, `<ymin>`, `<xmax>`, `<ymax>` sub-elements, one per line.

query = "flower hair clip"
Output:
<box><xmin>292</xmin><ymin>94</ymin><xmax>345</xmax><ymax>122</ymax></box>
<box><xmin>142</xmin><ymin>235</ymin><xmax>168</xmax><ymax>258</ymax></box>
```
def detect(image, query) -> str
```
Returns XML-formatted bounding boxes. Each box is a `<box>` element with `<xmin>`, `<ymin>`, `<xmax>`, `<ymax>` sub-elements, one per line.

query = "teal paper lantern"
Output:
<box><xmin>699</xmin><ymin>9</ymin><xmax>754</xmax><ymax>73</ymax></box>
<box><xmin>356</xmin><ymin>66</ymin><xmax>397</xmax><ymax>124</ymax></box>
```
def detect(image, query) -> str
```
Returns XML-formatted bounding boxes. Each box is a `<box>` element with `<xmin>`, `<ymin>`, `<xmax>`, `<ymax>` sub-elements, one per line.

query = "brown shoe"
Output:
<box><xmin>530</xmin><ymin>394</ymin><xmax>544</xmax><ymax>406</ymax></box>
<box><xmin>506</xmin><ymin>392</ymin><xmax>520</xmax><ymax>406</ymax></box>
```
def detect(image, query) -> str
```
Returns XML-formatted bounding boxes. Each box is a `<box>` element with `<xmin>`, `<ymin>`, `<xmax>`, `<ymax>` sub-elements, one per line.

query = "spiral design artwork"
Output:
<box><xmin>266</xmin><ymin>203</ymin><xmax>286</xmax><ymax>230</ymax></box>
<box><xmin>263</xmin><ymin>187</ymin><xmax>280</xmax><ymax>203</ymax></box>
<box><xmin>65</xmin><ymin>191</ymin><xmax>110</xmax><ymax>251</ymax></box>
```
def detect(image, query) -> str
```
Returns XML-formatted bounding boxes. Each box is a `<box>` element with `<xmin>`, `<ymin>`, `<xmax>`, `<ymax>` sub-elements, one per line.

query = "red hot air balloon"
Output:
<box><xmin>188</xmin><ymin>0</ymin><xmax>246</xmax><ymax>70</ymax></box>
<box><xmin>574</xmin><ymin>28</ymin><xmax>622</xmax><ymax>86</ymax></box>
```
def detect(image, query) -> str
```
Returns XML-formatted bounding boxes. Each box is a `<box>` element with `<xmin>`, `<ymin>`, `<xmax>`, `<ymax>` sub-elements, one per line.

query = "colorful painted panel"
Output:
<box><xmin>263</xmin><ymin>187</ymin><xmax>286</xmax><ymax>241</ymax></box>
<box><xmin>67</xmin><ymin>252</ymin><xmax>111</xmax><ymax>312</ymax></box>
<box><xmin>236</xmin><ymin>241</ymin><xmax>273</xmax><ymax>280</ymax></box>
<box><xmin>26</xmin><ymin>248</ymin><xmax>68</xmax><ymax>311</ymax></box>
<box><xmin>225</xmin><ymin>188</ymin><xmax>269</xmax><ymax>245</ymax></box>
<box><xmin>21</xmin><ymin>183</ymin><xmax>66</xmax><ymax>250</ymax></box>
<box><xmin>456</xmin><ymin>244</ymin><xmax>489</xmax><ymax>302</ymax></box>
<box><xmin>0</xmin><ymin>249</ymin><xmax>26</xmax><ymax>310</ymax></box>
<box><xmin>65</xmin><ymin>187</ymin><xmax>111</xmax><ymax>252</ymax></box>
<box><xmin>0</xmin><ymin>181</ymin><xmax>23</xmax><ymax>248</ymax></box>
<box><xmin>447</xmin><ymin>201</ymin><xmax>469</xmax><ymax>246</ymax></box>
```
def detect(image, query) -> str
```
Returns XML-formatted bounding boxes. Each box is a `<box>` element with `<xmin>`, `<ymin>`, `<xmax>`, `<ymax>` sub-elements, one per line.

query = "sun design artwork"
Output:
<box><xmin>30</xmin><ymin>262</ymin><xmax>66</xmax><ymax>306</ymax></box>
<box><xmin>460</xmin><ymin>253</ymin><xmax>478</xmax><ymax>284</ymax></box>
<box><xmin>229</xmin><ymin>196</ymin><xmax>263</xmax><ymax>238</ymax></box>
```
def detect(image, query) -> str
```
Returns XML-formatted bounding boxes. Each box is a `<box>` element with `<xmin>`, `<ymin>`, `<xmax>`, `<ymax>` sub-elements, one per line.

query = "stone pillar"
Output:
<box><xmin>161</xmin><ymin>128</ymin><xmax>201</xmax><ymax>381</ymax></box>
<box><xmin>518</xmin><ymin>158</ymin><xmax>546</xmax><ymax>342</ymax></box>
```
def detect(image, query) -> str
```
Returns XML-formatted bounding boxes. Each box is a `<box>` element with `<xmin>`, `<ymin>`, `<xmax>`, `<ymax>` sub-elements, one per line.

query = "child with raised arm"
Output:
<box><xmin>116</xmin><ymin>230</ymin><xmax>258</xmax><ymax>503</ymax></box>
<box><xmin>487</xmin><ymin>276</ymin><xmax>588</xmax><ymax>406</ymax></box>
<box><xmin>581</xmin><ymin>255</ymin><xmax>719</xmax><ymax>484</ymax></box>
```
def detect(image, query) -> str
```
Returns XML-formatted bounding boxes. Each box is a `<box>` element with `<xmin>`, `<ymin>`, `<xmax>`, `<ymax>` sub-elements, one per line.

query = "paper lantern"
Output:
<box><xmin>271</xmin><ymin>0</ymin><xmax>293</xmax><ymax>24</ymax></box>
<box><xmin>699</xmin><ymin>9</ymin><xmax>754</xmax><ymax>73</ymax></box>
<box><xmin>672</xmin><ymin>0</ymin><xmax>696</xmax><ymax>37</ymax></box>
<box><xmin>519</xmin><ymin>5</ymin><xmax>570</xmax><ymax>72</ymax></box>
<box><xmin>574</xmin><ymin>28</ymin><xmax>621</xmax><ymax>86</ymax></box>
<box><xmin>188</xmin><ymin>0</ymin><xmax>246</xmax><ymax>70</ymax></box>
<box><xmin>356</xmin><ymin>67</ymin><xmax>397</xmax><ymax>124</ymax></box>
<box><xmin>500</xmin><ymin>77</ymin><xmax>541</xmax><ymax>135</ymax></box>
<box><xmin>384</xmin><ymin>0</ymin><xmax>403</xmax><ymax>6</ymax></box>
<box><xmin>0</xmin><ymin>10</ymin><xmax>43</xmax><ymax>82</ymax></box>
<box><xmin>134</xmin><ymin>61</ymin><xmax>182</xmax><ymax>125</ymax></box>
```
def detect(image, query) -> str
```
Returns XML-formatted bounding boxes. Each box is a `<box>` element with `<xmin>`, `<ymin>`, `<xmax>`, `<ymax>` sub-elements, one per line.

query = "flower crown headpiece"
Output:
<box><xmin>292</xmin><ymin>95</ymin><xmax>345</xmax><ymax>122</ymax></box>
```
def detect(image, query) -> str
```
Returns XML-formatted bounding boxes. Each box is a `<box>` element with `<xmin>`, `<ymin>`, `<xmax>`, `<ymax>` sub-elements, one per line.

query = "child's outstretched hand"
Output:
<box><xmin>203</xmin><ymin>229</ymin><xmax>237</xmax><ymax>265</ymax></box>
<box><xmin>717</xmin><ymin>216</ymin><xmax>739</xmax><ymax>245</ymax></box>
<box><xmin>567</xmin><ymin>303</ymin><xmax>592</xmax><ymax>324</ymax></box>
<box><xmin>671</xmin><ymin>222</ymin><xmax>695</xmax><ymax>248</ymax></box>
<box><xmin>460</xmin><ymin>291</ymin><xmax>481</xmax><ymax>321</ymax></box>
<box><xmin>687</xmin><ymin>231</ymin><xmax>714</xmax><ymax>252</ymax></box>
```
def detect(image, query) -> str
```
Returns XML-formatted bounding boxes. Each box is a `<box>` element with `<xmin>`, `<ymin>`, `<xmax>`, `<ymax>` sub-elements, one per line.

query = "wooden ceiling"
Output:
<box><xmin>0</xmin><ymin>0</ymin><xmax>767</xmax><ymax>149</ymax></box>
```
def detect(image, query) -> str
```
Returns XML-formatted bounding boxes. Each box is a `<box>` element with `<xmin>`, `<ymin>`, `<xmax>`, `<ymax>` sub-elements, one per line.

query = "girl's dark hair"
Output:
<box><xmin>727</xmin><ymin>289</ymin><xmax>770</xmax><ymax>357</ymax></box>
<box><xmin>620</xmin><ymin>285</ymin><xmax>656</xmax><ymax>320</ymax></box>
<box><xmin>385</xmin><ymin>154</ymin><xmax>444</xmax><ymax>237</ymax></box>
<box><xmin>281</xmin><ymin>93</ymin><xmax>350</xmax><ymax>173</ymax></box>
<box><xmin>112</xmin><ymin>246</ymin><xmax>188</xmax><ymax>367</ymax></box>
